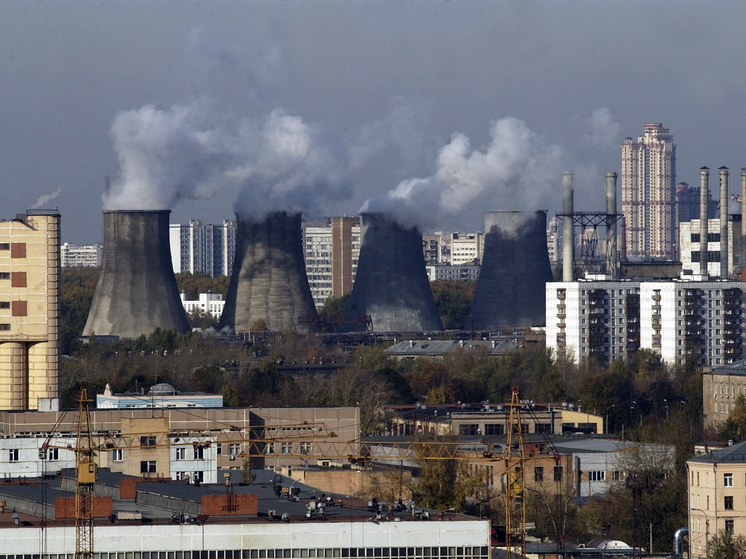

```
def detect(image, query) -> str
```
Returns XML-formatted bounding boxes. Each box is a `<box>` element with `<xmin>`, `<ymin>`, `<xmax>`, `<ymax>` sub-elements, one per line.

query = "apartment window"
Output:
<box><xmin>0</xmin><ymin>301</ymin><xmax>8</xmax><ymax>309</ymax></box>
<box><xmin>9</xmin><ymin>449</ymin><xmax>19</xmax><ymax>462</ymax></box>
<box><xmin>725</xmin><ymin>496</ymin><xmax>734</xmax><ymax>510</ymax></box>
<box><xmin>175</xmin><ymin>447</ymin><xmax>186</xmax><ymax>460</ymax></box>
<box><xmin>526</xmin><ymin>466</ymin><xmax>542</xmax><ymax>483</ymax></box>
<box><xmin>589</xmin><ymin>471</ymin><xmax>605</xmax><ymax>482</ymax></box>
<box><xmin>140</xmin><ymin>436</ymin><xmax>156</xmax><ymax>446</ymax></box>
<box><xmin>299</xmin><ymin>442</ymin><xmax>312</xmax><ymax>455</ymax></box>
<box><xmin>281</xmin><ymin>442</ymin><xmax>293</xmax><ymax>455</ymax></box>
<box><xmin>459</xmin><ymin>424</ymin><xmax>479</xmax><ymax>436</ymax></box>
<box><xmin>0</xmin><ymin>324</ymin><xmax>9</xmax><ymax>331</ymax></box>
<box><xmin>44</xmin><ymin>448</ymin><xmax>59</xmax><ymax>461</ymax></box>
<box><xmin>140</xmin><ymin>460</ymin><xmax>156</xmax><ymax>473</ymax></box>
<box><xmin>725</xmin><ymin>473</ymin><xmax>733</xmax><ymax>487</ymax></box>
<box><xmin>0</xmin><ymin>272</ymin><xmax>9</xmax><ymax>280</ymax></box>
<box><xmin>112</xmin><ymin>449</ymin><xmax>123</xmax><ymax>462</ymax></box>
<box><xmin>194</xmin><ymin>446</ymin><xmax>204</xmax><ymax>460</ymax></box>
<box><xmin>229</xmin><ymin>443</ymin><xmax>241</xmax><ymax>455</ymax></box>
<box><xmin>216</xmin><ymin>444</ymin><xmax>222</xmax><ymax>455</ymax></box>
<box><xmin>0</xmin><ymin>243</ymin><xmax>8</xmax><ymax>250</ymax></box>
<box><xmin>554</xmin><ymin>466</ymin><xmax>563</xmax><ymax>482</ymax></box>
<box><xmin>726</xmin><ymin>519</ymin><xmax>734</xmax><ymax>533</ymax></box>
<box><xmin>612</xmin><ymin>471</ymin><xmax>623</xmax><ymax>481</ymax></box>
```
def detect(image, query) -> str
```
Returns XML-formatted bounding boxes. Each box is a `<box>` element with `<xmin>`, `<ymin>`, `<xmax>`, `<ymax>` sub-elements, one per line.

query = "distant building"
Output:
<box><xmin>546</xmin><ymin>280</ymin><xmax>745</xmax><ymax>367</ymax></box>
<box><xmin>621</xmin><ymin>124</ymin><xmax>677</xmax><ymax>259</ymax></box>
<box><xmin>676</xmin><ymin>182</ymin><xmax>718</xmax><ymax>224</ymax></box>
<box><xmin>702</xmin><ymin>360</ymin><xmax>746</xmax><ymax>430</ymax></box>
<box><xmin>302</xmin><ymin>217</ymin><xmax>361</xmax><ymax>308</ymax></box>
<box><xmin>180</xmin><ymin>291</ymin><xmax>225</xmax><ymax>318</ymax></box>
<box><xmin>450</xmin><ymin>232</ymin><xmax>483</xmax><ymax>265</ymax></box>
<box><xmin>0</xmin><ymin>210</ymin><xmax>60</xmax><ymax>410</ymax></box>
<box><xmin>422</xmin><ymin>232</ymin><xmax>449</xmax><ymax>265</ymax></box>
<box><xmin>425</xmin><ymin>264</ymin><xmax>480</xmax><ymax>282</ymax></box>
<box><xmin>169</xmin><ymin>220</ymin><xmax>236</xmax><ymax>278</ymax></box>
<box><xmin>547</xmin><ymin>216</ymin><xmax>560</xmax><ymax>268</ymax></box>
<box><xmin>679</xmin><ymin>216</ymin><xmax>744</xmax><ymax>277</ymax></box>
<box><xmin>60</xmin><ymin>242</ymin><xmax>103</xmax><ymax>267</ymax></box>
<box><xmin>96</xmin><ymin>383</ymin><xmax>223</xmax><ymax>410</ymax></box>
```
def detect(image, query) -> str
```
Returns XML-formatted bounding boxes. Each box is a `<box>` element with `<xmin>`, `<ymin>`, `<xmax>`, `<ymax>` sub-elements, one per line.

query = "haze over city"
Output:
<box><xmin>2</xmin><ymin>1</ymin><xmax>746</xmax><ymax>243</ymax></box>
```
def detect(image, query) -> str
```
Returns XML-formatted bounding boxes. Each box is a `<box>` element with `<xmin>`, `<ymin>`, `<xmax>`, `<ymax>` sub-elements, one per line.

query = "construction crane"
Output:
<box><xmin>503</xmin><ymin>386</ymin><xmax>527</xmax><ymax>559</ymax></box>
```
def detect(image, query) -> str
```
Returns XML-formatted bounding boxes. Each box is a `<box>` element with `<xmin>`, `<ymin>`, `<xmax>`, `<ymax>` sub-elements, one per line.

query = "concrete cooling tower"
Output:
<box><xmin>219</xmin><ymin>212</ymin><xmax>316</xmax><ymax>333</ymax></box>
<box><xmin>344</xmin><ymin>213</ymin><xmax>443</xmax><ymax>332</ymax></box>
<box><xmin>468</xmin><ymin>210</ymin><xmax>552</xmax><ymax>330</ymax></box>
<box><xmin>84</xmin><ymin>211</ymin><xmax>190</xmax><ymax>338</ymax></box>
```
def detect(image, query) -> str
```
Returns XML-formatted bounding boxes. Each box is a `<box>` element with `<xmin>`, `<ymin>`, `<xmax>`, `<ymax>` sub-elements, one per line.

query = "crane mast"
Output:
<box><xmin>504</xmin><ymin>386</ymin><xmax>526</xmax><ymax>559</ymax></box>
<box><xmin>75</xmin><ymin>383</ymin><xmax>96</xmax><ymax>559</ymax></box>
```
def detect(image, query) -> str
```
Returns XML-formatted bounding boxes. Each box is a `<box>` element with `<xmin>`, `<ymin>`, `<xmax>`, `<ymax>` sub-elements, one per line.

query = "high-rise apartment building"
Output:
<box><xmin>169</xmin><ymin>220</ymin><xmax>236</xmax><ymax>278</ymax></box>
<box><xmin>302</xmin><ymin>217</ymin><xmax>361</xmax><ymax>308</ymax></box>
<box><xmin>0</xmin><ymin>210</ymin><xmax>60</xmax><ymax>410</ymax></box>
<box><xmin>621</xmin><ymin>123</ymin><xmax>677</xmax><ymax>259</ymax></box>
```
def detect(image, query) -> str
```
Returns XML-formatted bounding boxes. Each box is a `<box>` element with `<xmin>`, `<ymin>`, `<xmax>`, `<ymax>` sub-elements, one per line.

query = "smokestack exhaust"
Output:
<box><xmin>720</xmin><ymin>167</ymin><xmax>729</xmax><ymax>278</ymax></box>
<box><xmin>605</xmin><ymin>172</ymin><xmax>618</xmax><ymax>279</ymax></box>
<box><xmin>84</xmin><ymin>210</ymin><xmax>190</xmax><ymax>338</ymax></box>
<box><xmin>468</xmin><ymin>210</ymin><xmax>553</xmax><ymax>330</ymax></box>
<box><xmin>344</xmin><ymin>213</ymin><xmax>442</xmax><ymax>332</ymax></box>
<box><xmin>219</xmin><ymin>212</ymin><xmax>317</xmax><ymax>333</ymax></box>
<box><xmin>700</xmin><ymin>167</ymin><xmax>709</xmax><ymax>277</ymax></box>
<box><xmin>562</xmin><ymin>171</ymin><xmax>574</xmax><ymax>282</ymax></box>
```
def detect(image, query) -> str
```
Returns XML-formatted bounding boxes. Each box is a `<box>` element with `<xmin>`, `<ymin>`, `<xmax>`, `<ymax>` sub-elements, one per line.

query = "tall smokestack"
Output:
<box><xmin>219</xmin><ymin>212</ymin><xmax>316</xmax><ymax>333</ymax></box>
<box><xmin>605</xmin><ymin>172</ymin><xmax>618</xmax><ymax>279</ymax></box>
<box><xmin>562</xmin><ymin>171</ymin><xmax>574</xmax><ymax>282</ymax></box>
<box><xmin>700</xmin><ymin>167</ymin><xmax>709</xmax><ymax>276</ymax></box>
<box><xmin>84</xmin><ymin>211</ymin><xmax>190</xmax><ymax>338</ymax></box>
<box><xmin>720</xmin><ymin>167</ymin><xmax>729</xmax><ymax>278</ymax></box>
<box><xmin>344</xmin><ymin>213</ymin><xmax>442</xmax><ymax>332</ymax></box>
<box><xmin>468</xmin><ymin>211</ymin><xmax>553</xmax><ymax>330</ymax></box>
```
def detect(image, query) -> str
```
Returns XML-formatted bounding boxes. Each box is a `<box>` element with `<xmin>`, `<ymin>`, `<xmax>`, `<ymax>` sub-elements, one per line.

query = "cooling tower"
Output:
<box><xmin>83</xmin><ymin>211</ymin><xmax>190</xmax><ymax>338</ymax></box>
<box><xmin>468</xmin><ymin>210</ymin><xmax>552</xmax><ymax>330</ymax></box>
<box><xmin>344</xmin><ymin>213</ymin><xmax>443</xmax><ymax>332</ymax></box>
<box><xmin>218</xmin><ymin>212</ymin><xmax>316</xmax><ymax>333</ymax></box>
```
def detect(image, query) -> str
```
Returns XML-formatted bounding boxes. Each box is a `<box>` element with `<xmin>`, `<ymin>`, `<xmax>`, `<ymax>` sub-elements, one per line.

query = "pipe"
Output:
<box><xmin>562</xmin><ymin>171</ymin><xmax>574</xmax><ymax>282</ymax></box>
<box><xmin>700</xmin><ymin>167</ymin><xmax>709</xmax><ymax>276</ymax></box>
<box><xmin>605</xmin><ymin>172</ymin><xmax>618</xmax><ymax>279</ymax></box>
<box><xmin>673</xmin><ymin>526</ymin><xmax>689</xmax><ymax>558</ymax></box>
<box><xmin>720</xmin><ymin>167</ymin><xmax>729</xmax><ymax>278</ymax></box>
<box><xmin>620</xmin><ymin>215</ymin><xmax>627</xmax><ymax>263</ymax></box>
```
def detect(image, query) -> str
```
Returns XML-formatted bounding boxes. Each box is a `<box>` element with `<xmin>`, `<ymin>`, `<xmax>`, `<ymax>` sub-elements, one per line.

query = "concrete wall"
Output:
<box><xmin>84</xmin><ymin>211</ymin><xmax>190</xmax><ymax>338</ymax></box>
<box><xmin>345</xmin><ymin>213</ymin><xmax>442</xmax><ymax>332</ymax></box>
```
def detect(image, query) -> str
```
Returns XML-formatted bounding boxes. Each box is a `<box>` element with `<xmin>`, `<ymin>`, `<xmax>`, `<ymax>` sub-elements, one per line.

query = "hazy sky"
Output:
<box><xmin>2</xmin><ymin>1</ymin><xmax>746</xmax><ymax>243</ymax></box>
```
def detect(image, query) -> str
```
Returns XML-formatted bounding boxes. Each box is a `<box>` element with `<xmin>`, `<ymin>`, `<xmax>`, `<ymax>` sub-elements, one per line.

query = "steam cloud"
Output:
<box><xmin>361</xmin><ymin>117</ymin><xmax>562</xmax><ymax>230</ymax></box>
<box><xmin>102</xmin><ymin>100</ymin><xmax>352</xmax><ymax>218</ymax></box>
<box><xmin>31</xmin><ymin>187</ymin><xmax>62</xmax><ymax>209</ymax></box>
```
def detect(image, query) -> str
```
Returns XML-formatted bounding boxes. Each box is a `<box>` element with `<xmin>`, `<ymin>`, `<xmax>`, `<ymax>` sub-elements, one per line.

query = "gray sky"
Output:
<box><xmin>2</xmin><ymin>0</ymin><xmax>745</xmax><ymax>243</ymax></box>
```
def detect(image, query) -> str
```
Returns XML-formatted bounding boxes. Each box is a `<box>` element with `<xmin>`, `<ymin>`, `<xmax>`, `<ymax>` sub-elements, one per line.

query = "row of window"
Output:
<box><xmin>689</xmin><ymin>471</ymin><xmax>746</xmax><ymax>487</ymax></box>
<box><xmin>70</xmin><ymin>547</ymin><xmax>490</xmax><ymax>559</ymax></box>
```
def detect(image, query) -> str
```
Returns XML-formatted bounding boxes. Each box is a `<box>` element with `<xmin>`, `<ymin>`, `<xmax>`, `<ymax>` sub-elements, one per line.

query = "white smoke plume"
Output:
<box><xmin>102</xmin><ymin>100</ymin><xmax>352</xmax><ymax>217</ymax></box>
<box><xmin>584</xmin><ymin>108</ymin><xmax>622</xmax><ymax>146</ymax></box>
<box><xmin>361</xmin><ymin>117</ymin><xmax>562</xmax><ymax>230</ymax></box>
<box><xmin>31</xmin><ymin>186</ymin><xmax>62</xmax><ymax>209</ymax></box>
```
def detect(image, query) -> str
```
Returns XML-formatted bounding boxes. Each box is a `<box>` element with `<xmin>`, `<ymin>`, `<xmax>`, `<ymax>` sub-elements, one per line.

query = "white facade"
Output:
<box><xmin>0</xmin><ymin>517</ymin><xmax>490</xmax><ymax>557</ymax></box>
<box><xmin>60</xmin><ymin>242</ymin><xmax>103</xmax><ymax>267</ymax></box>
<box><xmin>170</xmin><ymin>220</ymin><xmax>236</xmax><ymax>278</ymax></box>
<box><xmin>547</xmin><ymin>217</ymin><xmax>560</xmax><ymax>268</ymax></box>
<box><xmin>679</xmin><ymin>217</ymin><xmax>742</xmax><ymax>277</ymax></box>
<box><xmin>547</xmin><ymin>280</ymin><xmax>746</xmax><ymax>366</ymax></box>
<box><xmin>450</xmin><ymin>232</ymin><xmax>483</xmax><ymax>265</ymax></box>
<box><xmin>425</xmin><ymin>264</ymin><xmax>480</xmax><ymax>282</ymax></box>
<box><xmin>180</xmin><ymin>292</ymin><xmax>225</xmax><ymax>318</ymax></box>
<box><xmin>0</xmin><ymin>435</ymin><xmax>76</xmax><ymax>478</ymax></box>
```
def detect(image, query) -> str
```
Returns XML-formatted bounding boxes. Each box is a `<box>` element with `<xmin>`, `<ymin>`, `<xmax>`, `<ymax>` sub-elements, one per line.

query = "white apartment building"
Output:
<box><xmin>302</xmin><ymin>218</ymin><xmax>361</xmax><ymax>308</ymax></box>
<box><xmin>60</xmin><ymin>242</ymin><xmax>103</xmax><ymax>267</ymax></box>
<box><xmin>679</xmin><ymin>216</ymin><xmax>743</xmax><ymax>277</ymax></box>
<box><xmin>547</xmin><ymin>217</ymin><xmax>560</xmax><ymax>267</ymax></box>
<box><xmin>547</xmin><ymin>280</ymin><xmax>745</xmax><ymax>367</ymax></box>
<box><xmin>170</xmin><ymin>220</ymin><xmax>236</xmax><ymax>278</ymax></box>
<box><xmin>450</xmin><ymin>232</ymin><xmax>484</xmax><ymax>265</ymax></box>
<box><xmin>425</xmin><ymin>264</ymin><xmax>480</xmax><ymax>282</ymax></box>
<box><xmin>180</xmin><ymin>291</ymin><xmax>225</xmax><ymax>318</ymax></box>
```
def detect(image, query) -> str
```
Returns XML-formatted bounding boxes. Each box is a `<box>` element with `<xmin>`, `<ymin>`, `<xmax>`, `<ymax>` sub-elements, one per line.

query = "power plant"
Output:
<box><xmin>468</xmin><ymin>210</ymin><xmax>553</xmax><ymax>330</ymax></box>
<box><xmin>344</xmin><ymin>213</ymin><xmax>443</xmax><ymax>332</ymax></box>
<box><xmin>218</xmin><ymin>211</ymin><xmax>317</xmax><ymax>333</ymax></box>
<box><xmin>83</xmin><ymin>210</ymin><xmax>190</xmax><ymax>338</ymax></box>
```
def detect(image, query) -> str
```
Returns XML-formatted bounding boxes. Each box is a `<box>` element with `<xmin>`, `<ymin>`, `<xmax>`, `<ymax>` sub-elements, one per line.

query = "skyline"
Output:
<box><xmin>2</xmin><ymin>1</ymin><xmax>746</xmax><ymax>243</ymax></box>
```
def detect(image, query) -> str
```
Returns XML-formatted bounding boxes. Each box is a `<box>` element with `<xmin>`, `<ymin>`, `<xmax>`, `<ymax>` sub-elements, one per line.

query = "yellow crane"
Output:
<box><xmin>503</xmin><ymin>386</ymin><xmax>527</xmax><ymax>559</ymax></box>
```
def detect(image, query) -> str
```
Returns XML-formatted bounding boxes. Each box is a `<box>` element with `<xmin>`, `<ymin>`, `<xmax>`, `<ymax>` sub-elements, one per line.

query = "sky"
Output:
<box><xmin>2</xmin><ymin>1</ymin><xmax>746</xmax><ymax>243</ymax></box>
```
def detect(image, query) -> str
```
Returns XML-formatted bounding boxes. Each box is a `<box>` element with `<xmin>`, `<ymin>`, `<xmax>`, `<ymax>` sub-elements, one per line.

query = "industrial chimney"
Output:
<box><xmin>700</xmin><ymin>167</ymin><xmax>709</xmax><ymax>277</ymax></box>
<box><xmin>720</xmin><ymin>166</ymin><xmax>729</xmax><ymax>278</ymax></box>
<box><xmin>219</xmin><ymin>212</ymin><xmax>317</xmax><ymax>333</ymax></box>
<box><xmin>343</xmin><ymin>213</ymin><xmax>442</xmax><ymax>332</ymax></box>
<box><xmin>605</xmin><ymin>172</ymin><xmax>618</xmax><ymax>279</ymax></box>
<box><xmin>562</xmin><ymin>171</ymin><xmax>574</xmax><ymax>282</ymax></box>
<box><xmin>83</xmin><ymin>210</ymin><xmax>190</xmax><ymax>338</ymax></box>
<box><xmin>468</xmin><ymin>210</ymin><xmax>553</xmax><ymax>330</ymax></box>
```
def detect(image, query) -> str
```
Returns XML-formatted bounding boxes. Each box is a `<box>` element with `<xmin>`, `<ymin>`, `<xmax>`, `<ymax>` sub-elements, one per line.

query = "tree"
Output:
<box><xmin>430</xmin><ymin>280</ymin><xmax>477</xmax><ymax>330</ymax></box>
<box><xmin>241</xmin><ymin>459</ymin><xmax>256</xmax><ymax>484</ymax></box>
<box><xmin>719</xmin><ymin>394</ymin><xmax>746</xmax><ymax>442</ymax></box>
<box><xmin>710</xmin><ymin>530</ymin><xmax>746</xmax><ymax>559</ymax></box>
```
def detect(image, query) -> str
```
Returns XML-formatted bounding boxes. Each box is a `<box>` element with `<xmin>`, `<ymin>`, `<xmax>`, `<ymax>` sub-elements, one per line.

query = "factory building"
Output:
<box><xmin>0</xmin><ymin>210</ymin><xmax>61</xmax><ymax>410</ymax></box>
<box><xmin>546</xmin><ymin>280</ymin><xmax>745</xmax><ymax>367</ymax></box>
<box><xmin>169</xmin><ymin>219</ymin><xmax>236</xmax><ymax>278</ymax></box>
<box><xmin>60</xmin><ymin>242</ymin><xmax>103</xmax><ymax>267</ymax></box>
<box><xmin>679</xmin><ymin>217</ymin><xmax>743</xmax><ymax>278</ymax></box>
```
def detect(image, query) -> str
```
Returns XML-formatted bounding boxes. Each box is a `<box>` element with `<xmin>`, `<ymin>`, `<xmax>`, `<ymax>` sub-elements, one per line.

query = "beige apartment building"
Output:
<box><xmin>702</xmin><ymin>362</ymin><xmax>746</xmax><ymax>430</ymax></box>
<box><xmin>0</xmin><ymin>211</ymin><xmax>60</xmax><ymax>410</ymax></box>
<box><xmin>621</xmin><ymin>123</ymin><xmax>677</xmax><ymax>259</ymax></box>
<box><xmin>687</xmin><ymin>442</ymin><xmax>746</xmax><ymax>558</ymax></box>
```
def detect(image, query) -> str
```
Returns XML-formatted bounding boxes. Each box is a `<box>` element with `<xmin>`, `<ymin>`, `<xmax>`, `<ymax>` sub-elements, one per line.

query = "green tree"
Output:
<box><xmin>430</xmin><ymin>280</ymin><xmax>476</xmax><ymax>330</ymax></box>
<box><xmin>719</xmin><ymin>394</ymin><xmax>746</xmax><ymax>442</ymax></box>
<box><xmin>319</xmin><ymin>295</ymin><xmax>350</xmax><ymax>330</ymax></box>
<box><xmin>241</xmin><ymin>459</ymin><xmax>257</xmax><ymax>484</ymax></box>
<box><xmin>710</xmin><ymin>530</ymin><xmax>746</xmax><ymax>559</ymax></box>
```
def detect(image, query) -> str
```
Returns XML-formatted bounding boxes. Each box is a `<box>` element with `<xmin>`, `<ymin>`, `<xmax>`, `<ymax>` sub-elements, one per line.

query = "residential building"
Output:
<box><xmin>547</xmin><ymin>216</ymin><xmax>560</xmax><ymax>268</ymax></box>
<box><xmin>302</xmin><ymin>217</ymin><xmax>361</xmax><ymax>308</ymax></box>
<box><xmin>169</xmin><ymin>220</ymin><xmax>236</xmax><ymax>277</ymax></box>
<box><xmin>621</xmin><ymin>123</ymin><xmax>677</xmax><ymax>259</ymax></box>
<box><xmin>702</xmin><ymin>361</ymin><xmax>746</xmax><ymax>430</ymax></box>
<box><xmin>679</xmin><ymin>216</ymin><xmax>744</xmax><ymax>277</ymax></box>
<box><xmin>180</xmin><ymin>291</ymin><xmax>225</xmax><ymax>318</ymax></box>
<box><xmin>450</xmin><ymin>232</ymin><xmax>484</xmax><ymax>265</ymax></box>
<box><xmin>546</xmin><ymin>280</ymin><xmax>745</xmax><ymax>367</ymax></box>
<box><xmin>676</xmin><ymin>182</ymin><xmax>718</xmax><ymax>224</ymax></box>
<box><xmin>687</xmin><ymin>441</ymin><xmax>746</xmax><ymax>558</ymax></box>
<box><xmin>422</xmin><ymin>233</ymin><xmax>449</xmax><ymax>265</ymax></box>
<box><xmin>0</xmin><ymin>210</ymin><xmax>60</xmax><ymax>410</ymax></box>
<box><xmin>60</xmin><ymin>242</ymin><xmax>103</xmax><ymax>267</ymax></box>
<box><xmin>425</xmin><ymin>264</ymin><xmax>480</xmax><ymax>282</ymax></box>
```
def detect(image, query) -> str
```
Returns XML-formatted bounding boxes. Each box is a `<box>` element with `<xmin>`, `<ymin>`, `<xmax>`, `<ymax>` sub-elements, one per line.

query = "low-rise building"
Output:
<box><xmin>702</xmin><ymin>360</ymin><xmax>746</xmax><ymax>430</ymax></box>
<box><xmin>180</xmin><ymin>291</ymin><xmax>225</xmax><ymax>318</ymax></box>
<box><xmin>60</xmin><ymin>242</ymin><xmax>103</xmax><ymax>267</ymax></box>
<box><xmin>425</xmin><ymin>264</ymin><xmax>480</xmax><ymax>282</ymax></box>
